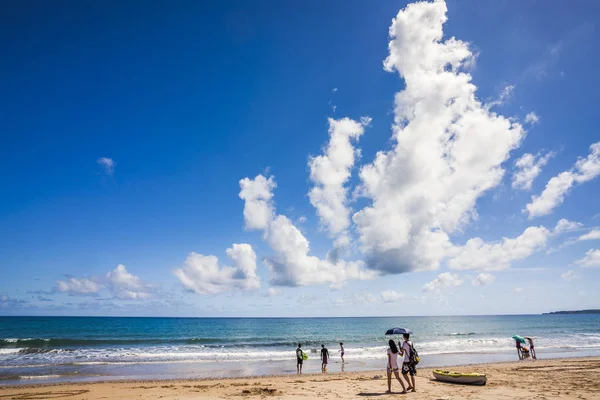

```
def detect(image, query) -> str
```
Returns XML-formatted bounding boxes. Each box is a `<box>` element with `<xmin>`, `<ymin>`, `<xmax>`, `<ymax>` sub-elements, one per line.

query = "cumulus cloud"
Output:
<box><xmin>380</xmin><ymin>290</ymin><xmax>405</xmax><ymax>303</ymax></box>
<box><xmin>267</xmin><ymin>288</ymin><xmax>282</xmax><ymax>297</ymax></box>
<box><xmin>524</xmin><ymin>112</ymin><xmax>540</xmax><ymax>125</ymax></box>
<box><xmin>0</xmin><ymin>294</ymin><xmax>28</xmax><ymax>309</ymax></box>
<box><xmin>422</xmin><ymin>273</ymin><xmax>463</xmax><ymax>292</ymax></box>
<box><xmin>174</xmin><ymin>244</ymin><xmax>260</xmax><ymax>294</ymax></box>
<box><xmin>240</xmin><ymin>175</ymin><xmax>376</xmax><ymax>288</ymax></box>
<box><xmin>576</xmin><ymin>249</ymin><xmax>600</xmax><ymax>268</ymax></box>
<box><xmin>239</xmin><ymin>175</ymin><xmax>276</xmax><ymax>230</ymax></box>
<box><xmin>97</xmin><ymin>157</ymin><xmax>116</xmax><ymax>175</ymax></box>
<box><xmin>512</xmin><ymin>152</ymin><xmax>554</xmax><ymax>191</ymax></box>
<box><xmin>472</xmin><ymin>273</ymin><xmax>496</xmax><ymax>286</ymax></box>
<box><xmin>578</xmin><ymin>229</ymin><xmax>600</xmax><ymax>241</ymax></box>
<box><xmin>561</xmin><ymin>269</ymin><xmax>581</xmax><ymax>281</ymax></box>
<box><xmin>56</xmin><ymin>266</ymin><xmax>152</xmax><ymax>300</ymax></box>
<box><xmin>56</xmin><ymin>277</ymin><xmax>102</xmax><ymax>296</ymax></box>
<box><xmin>352</xmin><ymin>0</ymin><xmax>525</xmax><ymax>275</ymax></box>
<box><xmin>526</xmin><ymin>142</ymin><xmax>600</xmax><ymax>218</ymax></box>
<box><xmin>308</xmin><ymin>117</ymin><xmax>369</xmax><ymax>237</ymax></box>
<box><xmin>106</xmin><ymin>265</ymin><xmax>153</xmax><ymax>300</ymax></box>
<box><xmin>448</xmin><ymin>226</ymin><xmax>550</xmax><ymax>271</ymax></box>
<box><xmin>554</xmin><ymin>219</ymin><xmax>583</xmax><ymax>234</ymax></box>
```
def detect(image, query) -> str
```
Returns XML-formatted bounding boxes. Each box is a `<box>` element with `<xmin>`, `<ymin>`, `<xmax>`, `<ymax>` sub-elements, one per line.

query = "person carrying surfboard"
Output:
<box><xmin>296</xmin><ymin>343</ymin><xmax>304</xmax><ymax>374</ymax></box>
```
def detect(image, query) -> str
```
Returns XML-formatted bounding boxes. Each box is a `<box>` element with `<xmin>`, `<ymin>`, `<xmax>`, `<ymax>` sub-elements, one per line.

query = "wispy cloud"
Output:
<box><xmin>97</xmin><ymin>157</ymin><xmax>116</xmax><ymax>176</ymax></box>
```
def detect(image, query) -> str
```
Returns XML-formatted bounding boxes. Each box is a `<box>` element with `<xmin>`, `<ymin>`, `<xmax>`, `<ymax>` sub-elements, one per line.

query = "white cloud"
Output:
<box><xmin>524</xmin><ymin>112</ymin><xmax>540</xmax><ymax>125</ymax></box>
<box><xmin>239</xmin><ymin>175</ymin><xmax>276</xmax><ymax>230</ymax></box>
<box><xmin>579</xmin><ymin>229</ymin><xmax>600</xmax><ymax>241</ymax></box>
<box><xmin>422</xmin><ymin>273</ymin><xmax>463</xmax><ymax>292</ymax></box>
<box><xmin>267</xmin><ymin>288</ymin><xmax>282</xmax><ymax>297</ymax></box>
<box><xmin>240</xmin><ymin>175</ymin><xmax>376</xmax><ymax>288</ymax></box>
<box><xmin>297</xmin><ymin>216</ymin><xmax>307</xmax><ymax>224</ymax></box>
<box><xmin>576</xmin><ymin>249</ymin><xmax>600</xmax><ymax>268</ymax></box>
<box><xmin>56</xmin><ymin>277</ymin><xmax>102</xmax><ymax>296</ymax></box>
<box><xmin>472</xmin><ymin>273</ymin><xmax>496</xmax><ymax>286</ymax></box>
<box><xmin>308</xmin><ymin>117</ymin><xmax>368</xmax><ymax>236</ymax></box>
<box><xmin>561</xmin><ymin>269</ymin><xmax>581</xmax><ymax>281</ymax></box>
<box><xmin>97</xmin><ymin>157</ymin><xmax>115</xmax><ymax>176</ymax></box>
<box><xmin>554</xmin><ymin>219</ymin><xmax>583</xmax><ymax>234</ymax></box>
<box><xmin>174</xmin><ymin>243</ymin><xmax>260</xmax><ymax>295</ymax></box>
<box><xmin>352</xmin><ymin>0</ymin><xmax>525</xmax><ymax>274</ymax></box>
<box><xmin>487</xmin><ymin>85</ymin><xmax>515</xmax><ymax>109</ymax></box>
<box><xmin>448</xmin><ymin>226</ymin><xmax>550</xmax><ymax>271</ymax></box>
<box><xmin>526</xmin><ymin>142</ymin><xmax>600</xmax><ymax>218</ymax></box>
<box><xmin>513</xmin><ymin>287</ymin><xmax>523</xmax><ymax>293</ymax></box>
<box><xmin>106</xmin><ymin>265</ymin><xmax>153</xmax><ymax>300</ymax></box>
<box><xmin>380</xmin><ymin>290</ymin><xmax>405</xmax><ymax>303</ymax></box>
<box><xmin>512</xmin><ymin>152</ymin><xmax>554</xmax><ymax>191</ymax></box>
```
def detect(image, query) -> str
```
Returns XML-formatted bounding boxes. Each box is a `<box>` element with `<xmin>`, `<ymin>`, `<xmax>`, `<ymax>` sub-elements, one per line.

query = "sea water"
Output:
<box><xmin>1</xmin><ymin>315</ymin><xmax>599</xmax><ymax>385</ymax></box>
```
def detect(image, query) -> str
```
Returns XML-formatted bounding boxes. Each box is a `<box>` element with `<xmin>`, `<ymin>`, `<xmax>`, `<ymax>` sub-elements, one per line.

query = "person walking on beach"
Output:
<box><xmin>339</xmin><ymin>342</ymin><xmax>345</xmax><ymax>363</ymax></box>
<box><xmin>526</xmin><ymin>337</ymin><xmax>537</xmax><ymax>359</ymax></box>
<box><xmin>515</xmin><ymin>339</ymin><xmax>523</xmax><ymax>360</ymax></box>
<box><xmin>399</xmin><ymin>334</ymin><xmax>417</xmax><ymax>392</ymax></box>
<box><xmin>296</xmin><ymin>343</ymin><xmax>304</xmax><ymax>374</ymax></box>
<box><xmin>386</xmin><ymin>339</ymin><xmax>406</xmax><ymax>394</ymax></box>
<box><xmin>320</xmin><ymin>344</ymin><xmax>329</xmax><ymax>372</ymax></box>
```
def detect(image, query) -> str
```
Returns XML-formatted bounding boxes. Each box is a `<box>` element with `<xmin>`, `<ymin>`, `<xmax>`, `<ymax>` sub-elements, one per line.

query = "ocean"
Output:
<box><xmin>1</xmin><ymin>315</ymin><xmax>599</xmax><ymax>385</ymax></box>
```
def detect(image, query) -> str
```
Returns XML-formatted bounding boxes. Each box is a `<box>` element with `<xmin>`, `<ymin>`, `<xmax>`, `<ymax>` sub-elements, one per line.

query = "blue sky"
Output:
<box><xmin>1</xmin><ymin>0</ymin><xmax>599</xmax><ymax>317</ymax></box>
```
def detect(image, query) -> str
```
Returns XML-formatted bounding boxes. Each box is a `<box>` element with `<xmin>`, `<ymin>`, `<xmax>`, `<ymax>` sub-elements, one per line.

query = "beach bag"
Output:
<box><xmin>407</xmin><ymin>341</ymin><xmax>420</xmax><ymax>365</ymax></box>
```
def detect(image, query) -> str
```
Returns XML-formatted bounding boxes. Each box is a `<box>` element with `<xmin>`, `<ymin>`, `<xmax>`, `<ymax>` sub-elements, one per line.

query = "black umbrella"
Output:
<box><xmin>385</xmin><ymin>327</ymin><xmax>412</xmax><ymax>335</ymax></box>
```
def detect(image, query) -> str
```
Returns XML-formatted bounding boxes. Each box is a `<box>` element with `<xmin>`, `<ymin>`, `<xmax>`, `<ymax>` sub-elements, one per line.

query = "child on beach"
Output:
<box><xmin>320</xmin><ymin>344</ymin><xmax>329</xmax><ymax>371</ymax></box>
<box><xmin>386</xmin><ymin>339</ymin><xmax>406</xmax><ymax>394</ymax></box>
<box><xmin>339</xmin><ymin>342</ymin><xmax>345</xmax><ymax>363</ymax></box>
<box><xmin>526</xmin><ymin>337</ymin><xmax>537</xmax><ymax>359</ymax></box>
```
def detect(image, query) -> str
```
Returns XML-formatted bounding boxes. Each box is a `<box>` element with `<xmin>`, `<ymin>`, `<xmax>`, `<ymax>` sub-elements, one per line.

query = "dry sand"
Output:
<box><xmin>1</xmin><ymin>357</ymin><xmax>599</xmax><ymax>400</ymax></box>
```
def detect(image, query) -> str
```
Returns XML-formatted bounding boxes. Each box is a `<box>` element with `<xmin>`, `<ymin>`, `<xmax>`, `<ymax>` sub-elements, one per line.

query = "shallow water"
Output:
<box><xmin>1</xmin><ymin>315</ymin><xmax>599</xmax><ymax>385</ymax></box>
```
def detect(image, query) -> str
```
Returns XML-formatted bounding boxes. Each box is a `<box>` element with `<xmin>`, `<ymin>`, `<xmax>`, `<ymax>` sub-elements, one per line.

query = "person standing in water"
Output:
<box><xmin>339</xmin><ymin>342</ymin><xmax>345</xmax><ymax>363</ymax></box>
<box><xmin>386</xmin><ymin>339</ymin><xmax>406</xmax><ymax>394</ymax></box>
<box><xmin>320</xmin><ymin>344</ymin><xmax>329</xmax><ymax>372</ymax></box>
<box><xmin>296</xmin><ymin>343</ymin><xmax>303</xmax><ymax>374</ymax></box>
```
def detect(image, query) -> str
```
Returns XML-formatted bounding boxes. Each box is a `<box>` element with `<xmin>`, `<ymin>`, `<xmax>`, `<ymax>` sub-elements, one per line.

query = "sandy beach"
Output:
<box><xmin>1</xmin><ymin>357</ymin><xmax>598</xmax><ymax>400</ymax></box>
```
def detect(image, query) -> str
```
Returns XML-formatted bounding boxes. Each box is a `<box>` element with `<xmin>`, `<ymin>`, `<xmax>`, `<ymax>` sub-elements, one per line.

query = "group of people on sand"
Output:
<box><xmin>296</xmin><ymin>342</ymin><xmax>344</xmax><ymax>374</ymax></box>
<box><xmin>386</xmin><ymin>333</ymin><xmax>417</xmax><ymax>394</ymax></box>
<box><xmin>516</xmin><ymin>337</ymin><xmax>537</xmax><ymax>360</ymax></box>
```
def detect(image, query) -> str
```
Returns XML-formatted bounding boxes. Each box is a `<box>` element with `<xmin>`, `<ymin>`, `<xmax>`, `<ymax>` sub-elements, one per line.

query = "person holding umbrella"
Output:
<box><xmin>512</xmin><ymin>335</ymin><xmax>526</xmax><ymax>360</ymax></box>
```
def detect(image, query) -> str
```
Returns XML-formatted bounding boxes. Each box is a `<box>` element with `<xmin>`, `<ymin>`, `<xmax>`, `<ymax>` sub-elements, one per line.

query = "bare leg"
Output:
<box><xmin>403</xmin><ymin>373</ymin><xmax>411</xmax><ymax>389</ymax></box>
<box><xmin>394</xmin><ymin>371</ymin><xmax>406</xmax><ymax>393</ymax></box>
<box><xmin>387</xmin><ymin>370</ymin><xmax>392</xmax><ymax>393</ymax></box>
<box><xmin>410</xmin><ymin>375</ymin><xmax>416</xmax><ymax>391</ymax></box>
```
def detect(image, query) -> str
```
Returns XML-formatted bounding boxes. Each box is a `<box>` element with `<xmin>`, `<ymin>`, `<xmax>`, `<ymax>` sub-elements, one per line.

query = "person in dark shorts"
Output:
<box><xmin>526</xmin><ymin>337</ymin><xmax>537</xmax><ymax>359</ymax></box>
<box><xmin>516</xmin><ymin>339</ymin><xmax>523</xmax><ymax>360</ymax></box>
<box><xmin>399</xmin><ymin>333</ymin><xmax>416</xmax><ymax>392</ymax></box>
<box><xmin>296</xmin><ymin>343</ymin><xmax>303</xmax><ymax>374</ymax></box>
<box><xmin>320</xmin><ymin>344</ymin><xmax>329</xmax><ymax>371</ymax></box>
<box><xmin>339</xmin><ymin>342</ymin><xmax>345</xmax><ymax>363</ymax></box>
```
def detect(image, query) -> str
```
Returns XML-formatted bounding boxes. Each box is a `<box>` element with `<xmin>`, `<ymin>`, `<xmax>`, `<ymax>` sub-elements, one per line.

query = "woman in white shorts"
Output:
<box><xmin>386</xmin><ymin>339</ymin><xmax>406</xmax><ymax>394</ymax></box>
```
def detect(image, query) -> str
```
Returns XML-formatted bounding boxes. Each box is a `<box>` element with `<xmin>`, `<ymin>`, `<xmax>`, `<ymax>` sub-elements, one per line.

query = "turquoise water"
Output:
<box><xmin>1</xmin><ymin>315</ymin><xmax>599</xmax><ymax>385</ymax></box>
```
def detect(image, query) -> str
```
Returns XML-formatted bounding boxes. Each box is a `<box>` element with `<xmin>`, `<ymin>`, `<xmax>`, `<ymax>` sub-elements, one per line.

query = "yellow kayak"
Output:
<box><xmin>433</xmin><ymin>370</ymin><xmax>487</xmax><ymax>385</ymax></box>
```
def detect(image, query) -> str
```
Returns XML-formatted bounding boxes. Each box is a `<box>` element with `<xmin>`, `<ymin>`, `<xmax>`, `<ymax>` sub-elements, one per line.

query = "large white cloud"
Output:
<box><xmin>239</xmin><ymin>175</ymin><xmax>276</xmax><ymax>230</ymax></box>
<box><xmin>526</xmin><ymin>142</ymin><xmax>600</xmax><ymax>218</ymax></box>
<box><xmin>448</xmin><ymin>226</ymin><xmax>550</xmax><ymax>271</ymax></box>
<box><xmin>576</xmin><ymin>249</ymin><xmax>600</xmax><ymax>268</ymax></box>
<box><xmin>352</xmin><ymin>0</ymin><xmax>525</xmax><ymax>274</ymax></box>
<box><xmin>174</xmin><ymin>243</ymin><xmax>260</xmax><ymax>294</ymax></box>
<box><xmin>240</xmin><ymin>175</ymin><xmax>376</xmax><ymax>288</ymax></box>
<box><xmin>512</xmin><ymin>152</ymin><xmax>554</xmax><ymax>191</ymax></box>
<box><xmin>308</xmin><ymin>117</ymin><xmax>369</xmax><ymax>238</ymax></box>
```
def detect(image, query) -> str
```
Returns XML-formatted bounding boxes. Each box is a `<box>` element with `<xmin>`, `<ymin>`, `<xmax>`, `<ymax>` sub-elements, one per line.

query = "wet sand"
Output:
<box><xmin>1</xmin><ymin>357</ymin><xmax>599</xmax><ymax>399</ymax></box>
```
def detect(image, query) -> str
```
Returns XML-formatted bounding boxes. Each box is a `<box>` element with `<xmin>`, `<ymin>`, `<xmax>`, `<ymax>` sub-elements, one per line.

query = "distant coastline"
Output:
<box><xmin>543</xmin><ymin>309</ymin><xmax>600</xmax><ymax>315</ymax></box>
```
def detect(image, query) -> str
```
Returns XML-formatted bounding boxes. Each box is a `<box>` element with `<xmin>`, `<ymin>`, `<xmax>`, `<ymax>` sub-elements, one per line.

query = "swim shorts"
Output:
<box><xmin>402</xmin><ymin>362</ymin><xmax>416</xmax><ymax>376</ymax></box>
